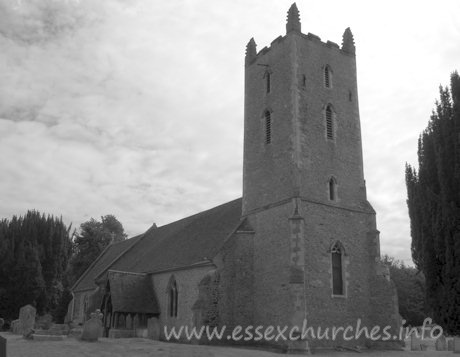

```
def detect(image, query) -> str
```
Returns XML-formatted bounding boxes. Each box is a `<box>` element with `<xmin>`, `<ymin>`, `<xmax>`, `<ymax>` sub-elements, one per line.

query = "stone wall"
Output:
<box><xmin>72</xmin><ymin>290</ymin><xmax>94</xmax><ymax>325</ymax></box>
<box><xmin>214</xmin><ymin>226</ymin><xmax>255</xmax><ymax>333</ymax></box>
<box><xmin>151</xmin><ymin>265</ymin><xmax>214</xmax><ymax>341</ymax></box>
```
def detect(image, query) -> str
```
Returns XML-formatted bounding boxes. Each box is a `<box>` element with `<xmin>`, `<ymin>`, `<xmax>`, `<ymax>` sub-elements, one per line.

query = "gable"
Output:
<box><xmin>72</xmin><ymin>198</ymin><xmax>242</xmax><ymax>292</ymax></box>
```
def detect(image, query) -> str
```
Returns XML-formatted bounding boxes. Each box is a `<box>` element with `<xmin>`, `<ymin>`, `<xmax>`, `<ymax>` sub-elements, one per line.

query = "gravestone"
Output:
<box><xmin>410</xmin><ymin>334</ymin><xmax>421</xmax><ymax>351</ymax></box>
<box><xmin>11</xmin><ymin>320</ymin><xmax>20</xmax><ymax>334</ymax></box>
<box><xmin>35</xmin><ymin>313</ymin><xmax>53</xmax><ymax>330</ymax></box>
<box><xmin>435</xmin><ymin>335</ymin><xmax>447</xmax><ymax>351</ymax></box>
<box><xmin>448</xmin><ymin>338</ymin><xmax>454</xmax><ymax>351</ymax></box>
<box><xmin>454</xmin><ymin>336</ymin><xmax>460</xmax><ymax>354</ymax></box>
<box><xmin>147</xmin><ymin>317</ymin><xmax>160</xmax><ymax>340</ymax></box>
<box><xmin>19</xmin><ymin>304</ymin><xmax>36</xmax><ymax>337</ymax></box>
<box><xmin>0</xmin><ymin>335</ymin><xmax>6</xmax><ymax>357</ymax></box>
<box><xmin>81</xmin><ymin>317</ymin><xmax>102</xmax><ymax>342</ymax></box>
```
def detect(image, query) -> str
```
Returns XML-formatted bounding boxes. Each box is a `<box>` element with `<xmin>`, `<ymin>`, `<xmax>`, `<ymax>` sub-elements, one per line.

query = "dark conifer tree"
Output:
<box><xmin>0</xmin><ymin>211</ymin><xmax>72</xmax><ymax>321</ymax></box>
<box><xmin>406</xmin><ymin>71</ymin><xmax>460</xmax><ymax>334</ymax></box>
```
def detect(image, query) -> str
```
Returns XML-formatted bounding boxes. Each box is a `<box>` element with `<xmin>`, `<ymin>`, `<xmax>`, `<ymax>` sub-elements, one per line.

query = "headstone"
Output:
<box><xmin>147</xmin><ymin>317</ymin><xmax>160</xmax><ymax>340</ymax></box>
<box><xmin>11</xmin><ymin>320</ymin><xmax>20</xmax><ymax>334</ymax></box>
<box><xmin>0</xmin><ymin>335</ymin><xmax>6</xmax><ymax>357</ymax></box>
<box><xmin>81</xmin><ymin>317</ymin><xmax>102</xmax><ymax>342</ymax></box>
<box><xmin>410</xmin><ymin>334</ymin><xmax>421</xmax><ymax>351</ymax></box>
<box><xmin>454</xmin><ymin>336</ymin><xmax>460</xmax><ymax>354</ymax></box>
<box><xmin>435</xmin><ymin>335</ymin><xmax>447</xmax><ymax>351</ymax></box>
<box><xmin>90</xmin><ymin>309</ymin><xmax>103</xmax><ymax>321</ymax></box>
<box><xmin>35</xmin><ymin>313</ymin><xmax>53</xmax><ymax>330</ymax></box>
<box><xmin>19</xmin><ymin>304</ymin><xmax>36</xmax><ymax>336</ymax></box>
<box><xmin>448</xmin><ymin>338</ymin><xmax>454</xmax><ymax>351</ymax></box>
<box><xmin>126</xmin><ymin>314</ymin><xmax>132</xmax><ymax>329</ymax></box>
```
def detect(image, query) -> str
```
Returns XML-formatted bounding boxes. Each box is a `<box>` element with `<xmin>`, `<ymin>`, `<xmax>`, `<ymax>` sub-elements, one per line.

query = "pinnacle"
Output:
<box><xmin>286</xmin><ymin>3</ymin><xmax>301</xmax><ymax>34</ymax></box>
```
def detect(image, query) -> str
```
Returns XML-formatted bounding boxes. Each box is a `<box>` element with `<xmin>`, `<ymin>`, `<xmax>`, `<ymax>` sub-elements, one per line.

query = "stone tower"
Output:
<box><xmin>243</xmin><ymin>3</ymin><xmax>364</xmax><ymax>215</ymax></box>
<box><xmin>241</xmin><ymin>3</ymin><xmax>400</xmax><ymax>351</ymax></box>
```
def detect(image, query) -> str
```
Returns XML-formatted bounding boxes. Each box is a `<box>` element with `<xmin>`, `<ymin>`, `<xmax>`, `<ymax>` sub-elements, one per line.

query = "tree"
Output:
<box><xmin>381</xmin><ymin>255</ymin><xmax>427</xmax><ymax>326</ymax></box>
<box><xmin>68</xmin><ymin>215</ymin><xmax>127</xmax><ymax>286</ymax></box>
<box><xmin>405</xmin><ymin>71</ymin><xmax>460</xmax><ymax>335</ymax></box>
<box><xmin>0</xmin><ymin>211</ymin><xmax>72</xmax><ymax>321</ymax></box>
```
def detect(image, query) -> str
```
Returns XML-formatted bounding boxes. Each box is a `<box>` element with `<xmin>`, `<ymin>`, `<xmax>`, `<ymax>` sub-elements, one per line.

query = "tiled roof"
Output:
<box><xmin>72</xmin><ymin>235</ymin><xmax>143</xmax><ymax>292</ymax></box>
<box><xmin>72</xmin><ymin>198</ymin><xmax>242</xmax><ymax>292</ymax></box>
<box><xmin>108</xmin><ymin>271</ymin><xmax>159</xmax><ymax>314</ymax></box>
<box><xmin>111</xmin><ymin>198</ymin><xmax>242</xmax><ymax>273</ymax></box>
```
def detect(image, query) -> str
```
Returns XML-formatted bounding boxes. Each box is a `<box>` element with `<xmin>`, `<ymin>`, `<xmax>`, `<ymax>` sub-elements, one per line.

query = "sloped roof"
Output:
<box><xmin>72</xmin><ymin>198</ymin><xmax>242</xmax><ymax>292</ymax></box>
<box><xmin>108</xmin><ymin>271</ymin><xmax>159</xmax><ymax>314</ymax></box>
<box><xmin>72</xmin><ymin>235</ymin><xmax>144</xmax><ymax>292</ymax></box>
<box><xmin>111</xmin><ymin>198</ymin><xmax>242</xmax><ymax>273</ymax></box>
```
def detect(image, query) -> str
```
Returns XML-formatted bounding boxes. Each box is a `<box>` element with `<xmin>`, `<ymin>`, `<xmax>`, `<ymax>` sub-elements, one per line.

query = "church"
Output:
<box><xmin>70</xmin><ymin>4</ymin><xmax>400</xmax><ymax>351</ymax></box>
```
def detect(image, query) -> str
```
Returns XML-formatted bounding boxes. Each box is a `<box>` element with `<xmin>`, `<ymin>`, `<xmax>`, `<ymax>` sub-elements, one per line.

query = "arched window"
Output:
<box><xmin>302</xmin><ymin>74</ymin><xmax>307</xmax><ymax>88</ymax></box>
<box><xmin>264</xmin><ymin>110</ymin><xmax>272</xmax><ymax>144</ymax></box>
<box><xmin>168</xmin><ymin>276</ymin><xmax>178</xmax><ymax>318</ymax></box>
<box><xmin>325</xmin><ymin>105</ymin><xmax>334</xmax><ymax>139</ymax></box>
<box><xmin>331</xmin><ymin>242</ymin><xmax>344</xmax><ymax>296</ymax></box>
<box><xmin>324</xmin><ymin>65</ymin><xmax>332</xmax><ymax>88</ymax></box>
<box><xmin>329</xmin><ymin>177</ymin><xmax>337</xmax><ymax>201</ymax></box>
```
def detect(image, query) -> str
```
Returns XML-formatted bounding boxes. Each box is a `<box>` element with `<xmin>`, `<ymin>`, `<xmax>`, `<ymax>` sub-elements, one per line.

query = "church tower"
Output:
<box><xmin>243</xmin><ymin>3</ymin><xmax>365</xmax><ymax>215</ymax></box>
<box><xmin>241</xmin><ymin>4</ymin><xmax>400</xmax><ymax>351</ymax></box>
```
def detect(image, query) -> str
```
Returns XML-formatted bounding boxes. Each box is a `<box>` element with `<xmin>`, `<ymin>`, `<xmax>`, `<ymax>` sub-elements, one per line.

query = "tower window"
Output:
<box><xmin>326</xmin><ymin>105</ymin><xmax>334</xmax><ymax>139</ymax></box>
<box><xmin>168</xmin><ymin>276</ymin><xmax>178</xmax><ymax>318</ymax></box>
<box><xmin>264</xmin><ymin>111</ymin><xmax>272</xmax><ymax>144</ymax></box>
<box><xmin>265</xmin><ymin>71</ymin><xmax>271</xmax><ymax>93</ymax></box>
<box><xmin>302</xmin><ymin>74</ymin><xmax>306</xmax><ymax>88</ymax></box>
<box><xmin>331</xmin><ymin>242</ymin><xmax>344</xmax><ymax>295</ymax></box>
<box><xmin>348</xmin><ymin>90</ymin><xmax>353</xmax><ymax>102</ymax></box>
<box><xmin>324</xmin><ymin>66</ymin><xmax>332</xmax><ymax>88</ymax></box>
<box><xmin>329</xmin><ymin>177</ymin><xmax>337</xmax><ymax>201</ymax></box>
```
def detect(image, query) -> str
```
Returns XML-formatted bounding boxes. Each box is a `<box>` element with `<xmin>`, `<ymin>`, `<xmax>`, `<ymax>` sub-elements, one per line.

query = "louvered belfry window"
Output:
<box><xmin>326</xmin><ymin>105</ymin><xmax>333</xmax><ymax>139</ymax></box>
<box><xmin>325</xmin><ymin>66</ymin><xmax>331</xmax><ymax>88</ymax></box>
<box><xmin>265</xmin><ymin>111</ymin><xmax>272</xmax><ymax>144</ymax></box>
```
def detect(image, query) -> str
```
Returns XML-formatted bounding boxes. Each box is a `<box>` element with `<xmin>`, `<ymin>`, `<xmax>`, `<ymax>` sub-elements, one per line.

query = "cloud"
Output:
<box><xmin>0</xmin><ymin>0</ymin><xmax>102</xmax><ymax>44</ymax></box>
<box><xmin>0</xmin><ymin>0</ymin><xmax>458</xmax><ymax>266</ymax></box>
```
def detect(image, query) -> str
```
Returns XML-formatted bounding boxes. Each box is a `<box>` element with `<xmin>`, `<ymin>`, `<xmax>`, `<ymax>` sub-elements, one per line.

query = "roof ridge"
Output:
<box><xmin>70</xmin><ymin>243</ymin><xmax>113</xmax><ymax>291</ymax></box>
<box><xmin>156</xmin><ymin>197</ymin><xmax>241</xmax><ymax>230</ymax></box>
<box><xmin>72</xmin><ymin>234</ymin><xmax>145</xmax><ymax>292</ymax></box>
<box><xmin>92</xmin><ymin>233</ymin><xmax>147</xmax><ymax>283</ymax></box>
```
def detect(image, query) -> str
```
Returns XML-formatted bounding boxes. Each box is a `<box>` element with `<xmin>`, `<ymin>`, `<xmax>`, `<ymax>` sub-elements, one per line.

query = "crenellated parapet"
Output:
<box><xmin>245</xmin><ymin>4</ymin><xmax>357</xmax><ymax>67</ymax></box>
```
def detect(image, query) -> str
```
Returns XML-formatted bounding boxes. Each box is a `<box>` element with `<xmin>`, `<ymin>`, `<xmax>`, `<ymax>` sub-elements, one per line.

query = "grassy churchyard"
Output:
<box><xmin>0</xmin><ymin>333</ymin><xmax>457</xmax><ymax>357</ymax></box>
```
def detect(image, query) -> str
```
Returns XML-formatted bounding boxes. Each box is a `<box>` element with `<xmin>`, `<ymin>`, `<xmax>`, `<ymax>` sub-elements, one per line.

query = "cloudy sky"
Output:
<box><xmin>0</xmin><ymin>0</ymin><xmax>458</xmax><ymax>264</ymax></box>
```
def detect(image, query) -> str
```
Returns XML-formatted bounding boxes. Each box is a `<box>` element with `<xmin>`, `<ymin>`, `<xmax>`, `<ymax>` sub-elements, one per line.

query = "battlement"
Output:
<box><xmin>245</xmin><ymin>3</ymin><xmax>355</xmax><ymax>67</ymax></box>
